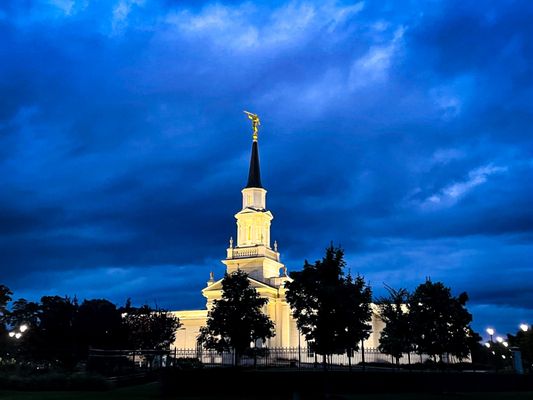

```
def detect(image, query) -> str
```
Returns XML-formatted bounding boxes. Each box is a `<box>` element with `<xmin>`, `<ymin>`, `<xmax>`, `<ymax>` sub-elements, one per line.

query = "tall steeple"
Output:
<box><xmin>245</xmin><ymin>140</ymin><xmax>262</xmax><ymax>188</ymax></box>
<box><xmin>221</xmin><ymin>112</ymin><xmax>282</xmax><ymax>283</ymax></box>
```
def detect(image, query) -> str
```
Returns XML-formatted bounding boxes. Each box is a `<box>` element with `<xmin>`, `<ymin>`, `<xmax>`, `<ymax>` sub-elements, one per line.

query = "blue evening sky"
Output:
<box><xmin>0</xmin><ymin>0</ymin><xmax>532</xmax><ymax>340</ymax></box>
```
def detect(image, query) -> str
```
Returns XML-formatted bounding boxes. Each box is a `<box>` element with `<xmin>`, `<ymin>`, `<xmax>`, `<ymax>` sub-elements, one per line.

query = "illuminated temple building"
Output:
<box><xmin>171</xmin><ymin>122</ymin><xmax>384</xmax><ymax>349</ymax></box>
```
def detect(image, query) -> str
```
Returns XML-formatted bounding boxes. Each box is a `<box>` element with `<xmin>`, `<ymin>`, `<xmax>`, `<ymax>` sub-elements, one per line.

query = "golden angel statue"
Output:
<box><xmin>244</xmin><ymin>111</ymin><xmax>260</xmax><ymax>141</ymax></box>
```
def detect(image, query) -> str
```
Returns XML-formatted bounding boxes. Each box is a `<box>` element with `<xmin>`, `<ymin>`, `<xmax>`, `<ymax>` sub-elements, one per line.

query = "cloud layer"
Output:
<box><xmin>1</xmin><ymin>0</ymin><xmax>532</xmax><ymax>337</ymax></box>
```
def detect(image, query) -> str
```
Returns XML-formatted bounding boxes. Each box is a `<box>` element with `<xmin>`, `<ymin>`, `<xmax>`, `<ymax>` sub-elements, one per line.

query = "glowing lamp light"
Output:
<box><xmin>8</xmin><ymin>332</ymin><xmax>15</xmax><ymax>337</ymax></box>
<box><xmin>503</xmin><ymin>341</ymin><xmax>508</xmax><ymax>347</ymax></box>
<box><xmin>502</xmin><ymin>355</ymin><xmax>506</xmax><ymax>359</ymax></box>
<box><xmin>484</xmin><ymin>342</ymin><xmax>490</xmax><ymax>348</ymax></box>
<box><xmin>15</xmin><ymin>332</ymin><xmax>21</xmax><ymax>339</ymax></box>
<box><xmin>520</xmin><ymin>324</ymin><xmax>529</xmax><ymax>332</ymax></box>
<box><xmin>496</xmin><ymin>336</ymin><xmax>503</xmax><ymax>343</ymax></box>
<box><xmin>486</xmin><ymin>328</ymin><xmax>495</xmax><ymax>336</ymax></box>
<box><xmin>20</xmin><ymin>324</ymin><xmax>28</xmax><ymax>333</ymax></box>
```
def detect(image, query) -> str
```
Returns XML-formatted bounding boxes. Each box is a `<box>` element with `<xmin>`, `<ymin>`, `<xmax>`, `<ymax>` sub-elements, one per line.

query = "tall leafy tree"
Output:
<box><xmin>286</xmin><ymin>245</ymin><xmax>346</xmax><ymax>363</ymax></box>
<box><xmin>36</xmin><ymin>296</ymin><xmax>79</xmax><ymax>368</ymax></box>
<box><xmin>197</xmin><ymin>270</ymin><xmax>274</xmax><ymax>365</ymax></box>
<box><xmin>286</xmin><ymin>244</ymin><xmax>372</xmax><ymax>368</ymax></box>
<box><xmin>340</xmin><ymin>273</ymin><xmax>373</xmax><ymax>369</ymax></box>
<box><xmin>377</xmin><ymin>286</ymin><xmax>411</xmax><ymax>365</ymax></box>
<box><xmin>446</xmin><ymin>292</ymin><xmax>476</xmax><ymax>360</ymax></box>
<box><xmin>409</xmin><ymin>280</ymin><xmax>473</xmax><ymax>362</ymax></box>
<box><xmin>122</xmin><ymin>304</ymin><xmax>181</xmax><ymax>350</ymax></box>
<box><xmin>4</xmin><ymin>298</ymin><xmax>41</xmax><ymax>361</ymax></box>
<box><xmin>74</xmin><ymin>299</ymin><xmax>125</xmax><ymax>355</ymax></box>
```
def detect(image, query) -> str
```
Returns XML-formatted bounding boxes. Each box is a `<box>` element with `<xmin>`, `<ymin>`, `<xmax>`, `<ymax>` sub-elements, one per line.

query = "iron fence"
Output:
<box><xmin>170</xmin><ymin>347</ymin><xmax>463</xmax><ymax>369</ymax></box>
<box><xmin>88</xmin><ymin>347</ymin><xmax>465</xmax><ymax>372</ymax></box>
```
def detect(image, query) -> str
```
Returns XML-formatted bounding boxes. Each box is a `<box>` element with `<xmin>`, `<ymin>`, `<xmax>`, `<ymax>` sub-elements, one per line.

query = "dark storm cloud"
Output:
<box><xmin>0</xmin><ymin>0</ymin><xmax>531</xmax><ymax>335</ymax></box>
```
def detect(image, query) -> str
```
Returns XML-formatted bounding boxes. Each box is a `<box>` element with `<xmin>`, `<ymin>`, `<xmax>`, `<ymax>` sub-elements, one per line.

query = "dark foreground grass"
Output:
<box><xmin>0</xmin><ymin>382</ymin><xmax>158</xmax><ymax>400</ymax></box>
<box><xmin>0</xmin><ymin>383</ymin><xmax>532</xmax><ymax>400</ymax></box>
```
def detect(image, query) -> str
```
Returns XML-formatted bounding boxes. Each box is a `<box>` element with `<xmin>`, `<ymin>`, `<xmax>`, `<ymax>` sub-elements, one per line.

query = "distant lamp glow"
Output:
<box><xmin>20</xmin><ymin>324</ymin><xmax>28</xmax><ymax>333</ymax></box>
<box><xmin>484</xmin><ymin>342</ymin><xmax>490</xmax><ymax>348</ymax></box>
<box><xmin>496</xmin><ymin>336</ymin><xmax>504</xmax><ymax>343</ymax></box>
<box><xmin>520</xmin><ymin>324</ymin><xmax>529</xmax><ymax>332</ymax></box>
<box><xmin>486</xmin><ymin>328</ymin><xmax>495</xmax><ymax>336</ymax></box>
<box><xmin>503</xmin><ymin>341</ymin><xmax>508</xmax><ymax>347</ymax></box>
<box><xmin>8</xmin><ymin>332</ymin><xmax>15</xmax><ymax>338</ymax></box>
<box><xmin>14</xmin><ymin>332</ymin><xmax>21</xmax><ymax>339</ymax></box>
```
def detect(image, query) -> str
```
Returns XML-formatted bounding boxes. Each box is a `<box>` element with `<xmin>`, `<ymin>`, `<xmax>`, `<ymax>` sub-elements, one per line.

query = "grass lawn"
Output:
<box><xmin>0</xmin><ymin>383</ymin><xmax>532</xmax><ymax>400</ymax></box>
<box><xmin>0</xmin><ymin>383</ymin><xmax>160</xmax><ymax>400</ymax></box>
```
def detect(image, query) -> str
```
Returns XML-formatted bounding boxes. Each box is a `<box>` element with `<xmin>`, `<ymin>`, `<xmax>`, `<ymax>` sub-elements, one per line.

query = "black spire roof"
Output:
<box><xmin>245</xmin><ymin>140</ymin><xmax>263</xmax><ymax>188</ymax></box>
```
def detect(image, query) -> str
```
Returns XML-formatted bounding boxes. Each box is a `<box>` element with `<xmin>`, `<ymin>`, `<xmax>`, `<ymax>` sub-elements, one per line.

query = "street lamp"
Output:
<box><xmin>496</xmin><ymin>336</ymin><xmax>503</xmax><ymax>343</ymax></box>
<box><xmin>7</xmin><ymin>324</ymin><xmax>29</xmax><ymax>339</ymax></box>
<box><xmin>484</xmin><ymin>342</ymin><xmax>490</xmax><ymax>348</ymax></box>
<box><xmin>486</xmin><ymin>328</ymin><xmax>494</xmax><ymax>342</ymax></box>
<box><xmin>520</xmin><ymin>324</ymin><xmax>529</xmax><ymax>332</ymax></box>
<box><xmin>503</xmin><ymin>341</ymin><xmax>508</xmax><ymax>347</ymax></box>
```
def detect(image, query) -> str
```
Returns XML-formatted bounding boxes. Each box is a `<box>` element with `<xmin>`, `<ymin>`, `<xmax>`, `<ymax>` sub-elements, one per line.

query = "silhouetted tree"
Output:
<box><xmin>377</xmin><ymin>286</ymin><xmax>411</xmax><ymax>365</ymax></box>
<box><xmin>0</xmin><ymin>285</ymin><xmax>13</xmax><ymax>357</ymax></box>
<box><xmin>340</xmin><ymin>273</ymin><xmax>372</xmax><ymax>369</ymax></box>
<box><xmin>122</xmin><ymin>304</ymin><xmax>180</xmax><ymax>350</ymax></box>
<box><xmin>74</xmin><ymin>299</ymin><xmax>124</xmax><ymax>356</ymax></box>
<box><xmin>4</xmin><ymin>298</ymin><xmax>41</xmax><ymax>360</ymax></box>
<box><xmin>446</xmin><ymin>292</ymin><xmax>476</xmax><ymax>360</ymax></box>
<box><xmin>286</xmin><ymin>244</ymin><xmax>372</xmax><ymax>369</ymax></box>
<box><xmin>409</xmin><ymin>280</ymin><xmax>473</xmax><ymax>362</ymax></box>
<box><xmin>35</xmin><ymin>296</ymin><xmax>79</xmax><ymax>368</ymax></box>
<box><xmin>198</xmin><ymin>270</ymin><xmax>274</xmax><ymax>365</ymax></box>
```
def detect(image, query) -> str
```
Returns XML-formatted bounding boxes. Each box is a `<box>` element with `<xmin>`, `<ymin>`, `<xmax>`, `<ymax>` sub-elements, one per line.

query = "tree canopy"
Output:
<box><xmin>377</xmin><ymin>286</ymin><xmax>411</xmax><ymax>363</ymax></box>
<box><xmin>122</xmin><ymin>303</ymin><xmax>180</xmax><ymax>350</ymax></box>
<box><xmin>0</xmin><ymin>286</ymin><xmax>180</xmax><ymax>369</ymax></box>
<box><xmin>286</xmin><ymin>244</ymin><xmax>372</xmax><ymax>364</ymax></box>
<box><xmin>197</xmin><ymin>270</ymin><xmax>274</xmax><ymax>364</ymax></box>
<box><xmin>409</xmin><ymin>280</ymin><xmax>474</xmax><ymax>361</ymax></box>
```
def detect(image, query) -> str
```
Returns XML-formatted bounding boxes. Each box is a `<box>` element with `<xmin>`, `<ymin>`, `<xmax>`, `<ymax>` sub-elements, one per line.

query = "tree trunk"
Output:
<box><xmin>347</xmin><ymin>350</ymin><xmax>352</xmax><ymax>372</ymax></box>
<box><xmin>361</xmin><ymin>340</ymin><xmax>366</xmax><ymax>371</ymax></box>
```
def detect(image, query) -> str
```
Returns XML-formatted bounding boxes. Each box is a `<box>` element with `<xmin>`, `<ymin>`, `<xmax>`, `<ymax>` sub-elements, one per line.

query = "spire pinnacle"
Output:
<box><xmin>244</xmin><ymin>111</ymin><xmax>263</xmax><ymax>188</ymax></box>
<box><xmin>245</xmin><ymin>138</ymin><xmax>262</xmax><ymax>188</ymax></box>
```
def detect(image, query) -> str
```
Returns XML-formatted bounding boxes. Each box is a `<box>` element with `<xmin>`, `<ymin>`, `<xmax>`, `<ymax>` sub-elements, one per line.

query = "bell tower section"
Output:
<box><xmin>222</xmin><ymin>113</ymin><xmax>283</xmax><ymax>283</ymax></box>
